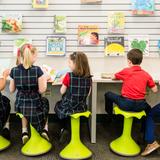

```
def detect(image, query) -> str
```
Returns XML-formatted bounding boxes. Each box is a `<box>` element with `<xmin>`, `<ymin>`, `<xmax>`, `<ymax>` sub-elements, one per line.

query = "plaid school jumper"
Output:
<box><xmin>55</xmin><ymin>72</ymin><xmax>92</xmax><ymax>119</ymax></box>
<box><xmin>10</xmin><ymin>64</ymin><xmax>49</xmax><ymax>132</ymax></box>
<box><xmin>0</xmin><ymin>92</ymin><xmax>10</xmax><ymax>134</ymax></box>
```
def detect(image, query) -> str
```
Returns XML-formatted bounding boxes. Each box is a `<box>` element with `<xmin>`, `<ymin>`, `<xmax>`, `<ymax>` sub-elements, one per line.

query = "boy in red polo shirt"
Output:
<box><xmin>105</xmin><ymin>49</ymin><xmax>158</xmax><ymax>116</ymax></box>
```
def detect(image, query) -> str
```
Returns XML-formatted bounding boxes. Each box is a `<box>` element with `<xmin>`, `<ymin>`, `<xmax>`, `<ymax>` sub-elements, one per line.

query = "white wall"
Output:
<box><xmin>0</xmin><ymin>0</ymin><xmax>160</xmax><ymax>113</ymax></box>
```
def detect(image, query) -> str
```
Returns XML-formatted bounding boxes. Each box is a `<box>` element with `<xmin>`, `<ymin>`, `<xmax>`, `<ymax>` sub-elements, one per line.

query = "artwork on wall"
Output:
<box><xmin>104</xmin><ymin>36</ymin><xmax>125</xmax><ymax>56</ymax></box>
<box><xmin>81</xmin><ymin>0</ymin><xmax>102</xmax><ymax>4</ymax></box>
<box><xmin>131</xmin><ymin>0</ymin><xmax>155</xmax><ymax>15</ymax></box>
<box><xmin>32</xmin><ymin>0</ymin><xmax>48</xmax><ymax>9</ymax></box>
<box><xmin>128</xmin><ymin>35</ymin><xmax>149</xmax><ymax>56</ymax></box>
<box><xmin>2</xmin><ymin>13</ymin><xmax>22</xmax><ymax>33</ymax></box>
<box><xmin>78</xmin><ymin>25</ymin><xmax>99</xmax><ymax>46</ymax></box>
<box><xmin>46</xmin><ymin>36</ymin><xmax>66</xmax><ymax>56</ymax></box>
<box><xmin>13</xmin><ymin>38</ymin><xmax>32</xmax><ymax>56</ymax></box>
<box><xmin>108</xmin><ymin>12</ymin><xmax>125</xmax><ymax>34</ymax></box>
<box><xmin>54</xmin><ymin>15</ymin><xmax>67</xmax><ymax>34</ymax></box>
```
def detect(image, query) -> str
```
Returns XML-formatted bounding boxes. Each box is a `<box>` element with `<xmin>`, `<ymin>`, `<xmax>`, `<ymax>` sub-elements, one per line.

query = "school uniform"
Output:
<box><xmin>105</xmin><ymin>66</ymin><xmax>155</xmax><ymax>115</ymax></box>
<box><xmin>10</xmin><ymin>64</ymin><xmax>49</xmax><ymax>132</ymax></box>
<box><xmin>0</xmin><ymin>92</ymin><xmax>10</xmax><ymax>134</ymax></box>
<box><xmin>55</xmin><ymin>72</ymin><xmax>92</xmax><ymax>119</ymax></box>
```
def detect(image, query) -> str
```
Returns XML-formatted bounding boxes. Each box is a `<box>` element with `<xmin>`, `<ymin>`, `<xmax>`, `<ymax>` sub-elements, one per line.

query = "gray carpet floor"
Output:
<box><xmin>0</xmin><ymin>119</ymin><xmax>160</xmax><ymax>160</ymax></box>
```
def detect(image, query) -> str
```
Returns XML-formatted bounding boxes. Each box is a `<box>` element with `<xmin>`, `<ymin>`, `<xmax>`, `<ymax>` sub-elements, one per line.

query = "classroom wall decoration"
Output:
<box><xmin>78</xmin><ymin>25</ymin><xmax>99</xmax><ymax>46</ymax></box>
<box><xmin>128</xmin><ymin>35</ymin><xmax>149</xmax><ymax>56</ymax></box>
<box><xmin>2</xmin><ymin>13</ymin><xmax>22</xmax><ymax>33</ymax></box>
<box><xmin>54</xmin><ymin>15</ymin><xmax>67</xmax><ymax>34</ymax></box>
<box><xmin>131</xmin><ymin>0</ymin><xmax>155</xmax><ymax>15</ymax></box>
<box><xmin>46</xmin><ymin>36</ymin><xmax>66</xmax><ymax>56</ymax></box>
<box><xmin>81</xmin><ymin>0</ymin><xmax>102</xmax><ymax>4</ymax></box>
<box><xmin>32</xmin><ymin>0</ymin><xmax>48</xmax><ymax>9</ymax></box>
<box><xmin>108</xmin><ymin>12</ymin><xmax>125</xmax><ymax>34</ymax></box>
<box><xmin>13</xmin><ymin>38</ymin><xmax>32</xmax><ymax>56</ymax></box>
<box><xmin>104</xmin><ymin>36</ymin><xmax>125</xmax><ymax>56</ymax></box>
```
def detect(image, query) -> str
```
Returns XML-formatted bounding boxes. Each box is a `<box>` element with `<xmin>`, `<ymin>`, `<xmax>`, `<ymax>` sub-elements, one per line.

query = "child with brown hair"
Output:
<box><xmin>55</xmin><ymin>52</ymin><xmax>92</xmax><ymax>142</ymax></box>
<box><xmin>9</xmin><ymin>44</ymin><xmax>50</xmax><ymax>144</ymax></box>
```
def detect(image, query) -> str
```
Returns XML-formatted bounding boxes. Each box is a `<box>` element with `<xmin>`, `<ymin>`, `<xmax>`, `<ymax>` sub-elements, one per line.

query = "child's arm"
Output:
<box><xmin>0</xmin><ymin>69</ymin><xmax>10</xmax><ymax>91</ymax></box>
<box><xmin>151</xmin><ymin>85</ymin><xmax>158</xmax><ymax>93</ymax></box>
<box><xmin>60</xmin><ymin>84</ymin><xmax>67</xmax><ymax>95</ymax></box>
<box><xmin>9</xmin><ymin>79</ymin><xmax>16</xmax><ymax>93</ymax></box>
<box><xmin>38</xmin><ymin>75</ymin><xmax>47</xmax><ymax>94</ymax></box>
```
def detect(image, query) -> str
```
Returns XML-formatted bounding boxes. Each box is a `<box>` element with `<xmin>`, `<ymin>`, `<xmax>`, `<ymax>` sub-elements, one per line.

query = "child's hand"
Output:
<box><xmin>2</xmin><ymin>69</ymin><xmax>10</xmax><ymax>79</ymax></box>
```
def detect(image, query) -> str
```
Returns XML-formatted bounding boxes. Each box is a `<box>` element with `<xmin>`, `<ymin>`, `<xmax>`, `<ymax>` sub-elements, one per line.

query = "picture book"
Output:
<box><xmin>54</xmin><ymin>15</ymin><xmax>67</xmax><ymax>34</ymax></box>
<box><xmin>108</xmin><ymin>12</ymin><xmax>125</xmax><ymax>34</ymax></box>
<box><xmin>104</xmin><ymin>36</ymin><xmax>125</xmax><ymax>56</ymax></box>
<box><xmin>46</xmin><ymin>36</ymin><xmax>66</xmax><ymax>56</ymax></box>
<box><xmin>81</xmin><ymin>0</ymin><xmax>102</xmax><ymax>4</ymax></box>
<box><xmin>13</xmin><ymin>38</ymin><xmax>32</xmax><ymax>56</ymax></box>
<box><xmin>2</xmin><ymin>13</ymin><xmax>22</xmax><ymax>33</ymax></box>
<box><xmin>131</xmin><ymin>0</ymin><xmax>155</xmax><ymax>15</ymax></box>
<box><xmin>128</xmin><ymin>35</ymin><xmax>149</xmax><ymax>56</ymax></box>
<box><xmin>78</xmin><ymin>25</ymin><xmax>99</xmax><ymax>46</ymax></box>
<box><xmin>32</xmin><ymin>0</ymin><xmax>48</xmax><ymax>9</ymax></box>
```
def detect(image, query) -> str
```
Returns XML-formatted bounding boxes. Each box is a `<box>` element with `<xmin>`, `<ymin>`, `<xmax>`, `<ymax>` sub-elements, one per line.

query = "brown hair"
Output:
<box><xmin>69</xmin><ymin>52</ymin><xmax>91</xmax><ymax>77</ymax></box>
<box><xmin>127</xmin><ymin>49</ymin><xmax>143</xmax><ymax>65</ymax></box>
<box><xmin>16</xmin><ymin>44</ymin><xmax>37</xmax><ymax>69</ymax></box>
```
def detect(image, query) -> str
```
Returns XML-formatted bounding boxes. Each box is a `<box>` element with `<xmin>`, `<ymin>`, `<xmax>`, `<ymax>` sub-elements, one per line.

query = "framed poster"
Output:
<box><xmin>104</xmin><ymin>36</ymin><xmax>125</xmax><ymax>56</ymax></box>
<box><xmin>32</xmin><ymin>0</ymin><xmax>48</xmax><ymax>9</ymax></box>
<box><xmin>128</xmin><ymin>35</ymin><xmax>149</xmax><ymax>56</ymax></box>
<box><xmin>78</xmin><ymin>25</ymin><xmax>99</xmax><ymax>46</ymax></box>
<box><xmin>2</xmin><ymin>13</ymin><xmax>22</xmax><ymax>33</ymax></box>
<box><xmin>46</xmin><ymin>36</ymin><xmax>66</xmax><ymax>56</ymax></box>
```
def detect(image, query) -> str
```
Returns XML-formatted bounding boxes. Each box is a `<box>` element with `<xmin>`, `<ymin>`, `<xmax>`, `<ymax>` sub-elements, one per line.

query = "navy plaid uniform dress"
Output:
<box><xmin>0</xmin><ymin>92</ymin><xmax>10</xmax><ymax>134</ymax></box>
<box><xmin>55</xmin><ymin>72</ymin><xmax>92</xmax><ymax>119</ymax></box>
<box><xmin>10</xmin><ymin>64</ymin><xmax>49</xmax><ymax>132</ymax></box>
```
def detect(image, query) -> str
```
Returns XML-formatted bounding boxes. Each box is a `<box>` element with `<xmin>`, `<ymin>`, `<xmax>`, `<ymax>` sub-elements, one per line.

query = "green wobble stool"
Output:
<box><xmin>0</xmin><ymin>135</ymin><xmax>11</xmax><ymax>151</ymax></box>
<box><xmin>60</xmin><ymin>111</ymin><xmax>92</xmax><ymax>160</ymax></box>
<box><xmin>17</xmin><ymin>113</ymin><xmax>52</xmax><ymax>156</ymax></box>
<box><xmin>110</xmin><ymin>106</ymin><xmax>146</xmax><ymax>156</ymax></box>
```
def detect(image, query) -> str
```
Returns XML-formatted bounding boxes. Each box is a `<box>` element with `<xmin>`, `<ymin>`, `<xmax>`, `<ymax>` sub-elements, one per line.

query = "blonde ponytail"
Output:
<box><xmin>23</xmin><ymin>47</ymin><xmax>32</xmax><ymax>69</ymax></box>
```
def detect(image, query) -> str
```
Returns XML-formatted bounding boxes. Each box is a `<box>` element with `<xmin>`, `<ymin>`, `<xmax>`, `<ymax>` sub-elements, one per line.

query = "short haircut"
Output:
<box><xmin>127</xmin><ymin>49</ymin><xmax>143</xmax><ymax>65</ymax></box>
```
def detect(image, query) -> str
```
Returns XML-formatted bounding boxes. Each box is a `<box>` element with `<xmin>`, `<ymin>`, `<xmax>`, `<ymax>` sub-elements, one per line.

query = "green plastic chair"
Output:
<box><xmin>60</xmin><ymin>111</ymin><xmax>92</xmax><ymax>160</ymax></box>
<box><xmin>0</xmin><ymin>135</ymin><xmax>11</xmax><ymax>151</ymax></box>
<box><xmin>110</xmin><ymin>106</ymin><xmax>146</xmax><ymax>156</ymax></box>
<box><xmin>17</xmin><ymin>113</ymin><xmax>52</xmax><ymax>156</ymax></box>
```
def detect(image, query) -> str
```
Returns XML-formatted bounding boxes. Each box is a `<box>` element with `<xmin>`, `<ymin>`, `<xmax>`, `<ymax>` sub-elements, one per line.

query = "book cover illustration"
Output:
<box><xmin>54</xmin><ymin>15</ymin><xmax>67</xmax><ymax>34</ymax></box>
<box><xmin>46</xmin><ymin>36</ymin><xmax>66</xmax><ymax>56</ymax></box>
<box><xmin>131</xmin><ymin>0</ymin><xmax>155</xmax><ymax>15</ymax></box>
<box><xmin>104</xmin><ymin>36</ymin><xmax>125</xmax><ymax>56</ymax></box>
<box><xmin>78</xmin><ymin>25</ymin><xmax>99</xmax><ymax>46</ymax></box>
<box><xmin>108</xmin><ymin>12</ymin><xmax>125</xmax><ymax>34</ymax></box>
<box><xmin>2</xmin><ymin>13</ymin><xmax>22</xmax><ymax>33</ymax></box>
<box><xmin>32</xmin><ymin>0</ymin><xmax>48</xmax><ymax>8</ymax></box>
<box><xmin>13</xmin><ymin>38</ymin><xmax>32</xmax><ymax>56</ymax></box>
<box><xmin>128</xmin><ymin>35</ymin><xmax>149</xmax><ymax>56</ymax></box>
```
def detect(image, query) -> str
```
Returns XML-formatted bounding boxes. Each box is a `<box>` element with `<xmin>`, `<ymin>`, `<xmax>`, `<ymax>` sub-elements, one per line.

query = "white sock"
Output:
<box><xmin>22</xmin><ymin>128</ymin><xmax>28</xmax><ymax>133</ymax></box>
<box><xmin>3</xmin><ymin>122</ymin><xmax>9</xmax><ymax>129</ymax></box>
<box><xmin>44</xmin><ymin>118</ymin><xmax>48</xmax><ymax>131</ymax></box>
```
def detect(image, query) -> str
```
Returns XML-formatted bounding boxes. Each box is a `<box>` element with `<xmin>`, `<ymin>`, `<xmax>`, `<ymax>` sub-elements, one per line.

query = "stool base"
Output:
<box><xmin>0</xmin><ymin>136</ymin><xmax>11</xmax><ymax>151</ymax></box>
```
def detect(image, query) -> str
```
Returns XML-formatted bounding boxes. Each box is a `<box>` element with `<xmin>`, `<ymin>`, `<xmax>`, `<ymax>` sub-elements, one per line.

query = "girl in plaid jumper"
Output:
<box><xmin>9</xmin><ymin>44</ymin><xmax>50</xmax><ymax>144</ymax></box>
<box><xmin>0</xmin><ymin>69</ymin><xmax>11</xmax><ymax>140</ymax></box>
<box><xmin>55</xmin><ymin>52</ymin><xmax>92</xmax><ymax>143</ymax></box>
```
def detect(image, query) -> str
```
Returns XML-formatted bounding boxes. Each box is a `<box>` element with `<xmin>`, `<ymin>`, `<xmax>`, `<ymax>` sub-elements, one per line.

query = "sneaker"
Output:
<box><xmin>22</xmin><ymin>132</ymin><xmax>29</xmax><ymax>144</ymax></box>
<box><xmin>2</xmin><ymin>128</ymin><xmax>10</xmax><ymax>140</ymax></box>
<box><xmin>141</xmin><ymin>141</ymin><xmax>160</xmax><ymax>156</ymax></box>
<box><xmin>41</xmin><ymin>129</ymin><xmax>50</xmax><ymax>141</ymax></box>
<box><xmin>59</xmin><ymin>128</ymin><xmax>69</xmax><ymax>144</ymax></box>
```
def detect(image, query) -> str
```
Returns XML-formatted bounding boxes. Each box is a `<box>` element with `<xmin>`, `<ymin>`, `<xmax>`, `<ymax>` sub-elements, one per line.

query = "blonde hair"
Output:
<box><xmin>16</xmin><ymin>44</ymin><xmax>37</xmax><ymax>69</ymax></box>
<box><xmin>69</xmin><ymin>52</ymin><xmax>91</xmax><ymax>77</ymax></box>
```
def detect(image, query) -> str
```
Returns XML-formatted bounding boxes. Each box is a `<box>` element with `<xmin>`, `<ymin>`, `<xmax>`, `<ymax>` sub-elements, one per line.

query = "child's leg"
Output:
<box><xmin>41</xmin><ymin>118</ymin><xmax>50</xmax><ymax>141</ymax></box>
<box><xmin>21</xmin><ymin>117</ymin><xmax>29</xmax><ymax>144</ymax></box>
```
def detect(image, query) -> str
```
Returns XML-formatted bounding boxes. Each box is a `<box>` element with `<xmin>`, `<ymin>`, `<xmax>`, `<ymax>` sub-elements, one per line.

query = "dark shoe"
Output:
<box><xmin>22</xmin><ymin>132</ymin><xmax>29</xmax><ymax>144</ymax></box>
<box><xmin>2</xmin><ymin>128</ymin><xmax>10</xmax><ymax>140</ymax></box>
<box><xmin>41</xmin><ymin>129</ymin><xmax>50</xmax><ymax>141</ymax></box>
<box><xmin>59</xmin><ymin>128</ymin><xmax>69</xmax><ymax>144</ymax></box>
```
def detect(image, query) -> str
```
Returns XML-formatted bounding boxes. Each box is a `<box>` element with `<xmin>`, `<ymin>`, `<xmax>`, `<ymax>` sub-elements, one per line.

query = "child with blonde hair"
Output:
<box><xmin>10</xmin><ymin>44</ymin><xmax>50</xmax><ymax>144</ymax></box>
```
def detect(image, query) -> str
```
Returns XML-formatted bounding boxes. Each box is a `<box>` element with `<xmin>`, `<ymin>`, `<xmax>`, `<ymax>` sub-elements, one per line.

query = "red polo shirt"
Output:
<box><xmin>115</xmin><ymin>66</ymin><xmax>155</xmax><ymax>100</ymax></box>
